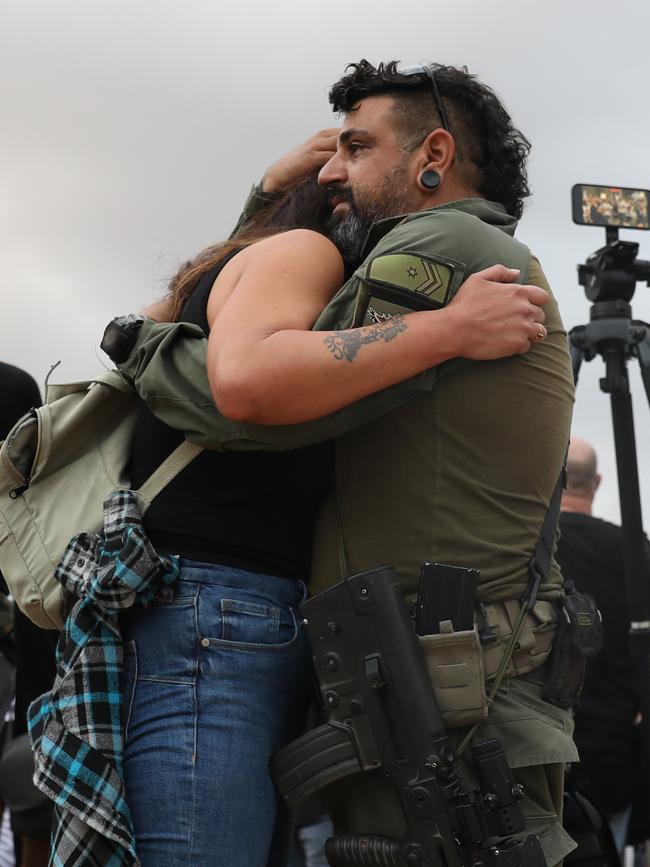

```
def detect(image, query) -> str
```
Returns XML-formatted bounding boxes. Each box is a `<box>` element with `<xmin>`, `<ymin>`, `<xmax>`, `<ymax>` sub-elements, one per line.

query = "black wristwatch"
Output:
<box><xmin>100</xmin><ymin>315</ymin><xmax>146</xmax><ymax>363</ymax></box>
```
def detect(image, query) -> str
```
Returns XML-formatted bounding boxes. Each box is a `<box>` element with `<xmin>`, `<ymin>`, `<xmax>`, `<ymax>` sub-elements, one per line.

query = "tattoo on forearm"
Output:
<box><xmin>323</xmin><ymin>315</ymin><xmax>407</xmax><ymax>363</ymax></box>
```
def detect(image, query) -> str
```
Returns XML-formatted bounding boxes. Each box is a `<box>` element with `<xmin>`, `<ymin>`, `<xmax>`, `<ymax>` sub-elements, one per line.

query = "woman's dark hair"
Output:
<box><xmin>328</xmin><ymin>60</ymin><xmax>531</xmax><ymax>219</ymax></box>
<box><xmin>167</xmin><ymin>173</ymin><xmax>332</xmax><ymax>321</ymax></box>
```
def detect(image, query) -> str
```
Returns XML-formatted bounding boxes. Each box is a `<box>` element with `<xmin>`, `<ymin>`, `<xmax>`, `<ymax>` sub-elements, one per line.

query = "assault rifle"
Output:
<box><xmin>270</xmin><ymin>565</ymin><xmax>545</xmax><ymax>867</ymax></box>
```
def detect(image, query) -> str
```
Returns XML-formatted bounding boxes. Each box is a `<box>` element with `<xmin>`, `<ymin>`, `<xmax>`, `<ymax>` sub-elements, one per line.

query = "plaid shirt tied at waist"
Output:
<box><xmin>28</xmin><ymin>490</ymin><xmax>179</xmax><ymax>867</ymax></box>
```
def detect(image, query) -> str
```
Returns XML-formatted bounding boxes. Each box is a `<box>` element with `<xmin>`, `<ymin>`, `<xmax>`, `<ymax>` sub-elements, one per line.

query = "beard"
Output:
<box><xmin>327</xmin><ymin>163</ymin><xmax>413</xmax><ymax>265</ymax></box>
<box><xmin>328</xmin><ymin>209</ymin><xmax>372</xmax><ymax>266</ymax></box>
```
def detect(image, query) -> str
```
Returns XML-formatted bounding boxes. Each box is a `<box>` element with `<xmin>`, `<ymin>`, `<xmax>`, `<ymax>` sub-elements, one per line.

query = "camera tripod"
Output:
<box><xmin>569</xmin><ymin>228</ymin><xmax>650</xmax><ymax>864</ymax></box>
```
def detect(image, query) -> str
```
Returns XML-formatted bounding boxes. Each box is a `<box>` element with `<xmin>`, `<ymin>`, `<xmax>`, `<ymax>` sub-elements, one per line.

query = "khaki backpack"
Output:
<box><xmin>0</xmin><ymin>369</ymin><xmax>201</xmax><ymax>629</ymax></box>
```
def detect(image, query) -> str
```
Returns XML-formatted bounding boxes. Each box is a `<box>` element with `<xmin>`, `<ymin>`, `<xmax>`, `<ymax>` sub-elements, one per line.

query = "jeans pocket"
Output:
<box><xmin>211</xmin><ymin>597</ymin><xmax>299</xmax><ymax>651</ymax></box>
<box><xmin>221</xmin><ymin>599</ymin><xmax>280</xmax><ymax>644</ymax></box>
<box><xmin>121</xmin><ymin>591</ymin><xmax>199</xmax><ymax>683</ymax></box>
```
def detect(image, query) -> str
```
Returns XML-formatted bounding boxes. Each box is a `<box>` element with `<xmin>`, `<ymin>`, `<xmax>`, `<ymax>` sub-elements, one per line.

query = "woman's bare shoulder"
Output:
<box><xmin>244</xmin><ymin>229</ymin><xmax>343</xmax><ymax>271</ymax></box>
<box><xmin>208</xmin><ymin>229</ymin><xmax>344</xmax><ymax>325</ymax></box>
<box><xmin>214</xmin><ymin>229</ymin><xmax>341</xmax><ymax>288</ymax></box>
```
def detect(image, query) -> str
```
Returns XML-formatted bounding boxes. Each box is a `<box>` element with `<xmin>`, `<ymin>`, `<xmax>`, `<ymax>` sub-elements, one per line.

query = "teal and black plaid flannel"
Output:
<box><xmin>28</xmin><ymin>490</ymin><xmax>179</xmax><ymax>867</ymax></box>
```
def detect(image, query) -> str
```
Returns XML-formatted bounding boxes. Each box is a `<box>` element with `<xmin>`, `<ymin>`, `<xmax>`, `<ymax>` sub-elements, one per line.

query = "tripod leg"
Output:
<box><xmin>634</xmin><ymin>331</ymin><xmax>650</xmax><ymax>406</ymax></box>
<box><xmin>609</xmin><ymin>386</ymin><xmax>649</xmax><ymax>643</ymax></box>
<box><xmin>569</xmin><ymin>335</ymin><xmax>584</xmax><ymax>384</ymax></box>
<box><xmin>606</xmin><ymin>356</ymin><xmax>650</xmax><ymax>867</ymax></box>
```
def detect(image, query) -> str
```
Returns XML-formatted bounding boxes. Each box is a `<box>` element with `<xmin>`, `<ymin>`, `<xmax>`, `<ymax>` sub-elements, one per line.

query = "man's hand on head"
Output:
<box><xmin>447</xmin><ymin>264</ymin><xmax>549</xmax><ymax>360</ymax></box>
<box><xmin>262</xmin><ymin>128</ymin><xmax>340</xmax><ymax>194</ymax></box>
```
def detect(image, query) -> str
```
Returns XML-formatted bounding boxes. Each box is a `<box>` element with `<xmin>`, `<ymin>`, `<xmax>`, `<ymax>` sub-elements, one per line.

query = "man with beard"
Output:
<box><xmin>104</xmin><ymin>61</ymin><xmax>575</xmax><ymax>864</ymax></box>
<box><xmin>306</xmin><ymin>63</ymin><xmax>574</xmax><ymax>867</ymax></box>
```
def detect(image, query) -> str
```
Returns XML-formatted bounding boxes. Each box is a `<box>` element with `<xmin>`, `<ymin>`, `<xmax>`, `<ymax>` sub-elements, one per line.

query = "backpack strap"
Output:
<box><xmin>135</xmin><ymin>440</ymin><xmax>204</xmax><ymax>512</ymax></box>
<box><xmin>527</xmin><ymin>445</ymin><xmax>568</xmax><ymax>608</ymax></box>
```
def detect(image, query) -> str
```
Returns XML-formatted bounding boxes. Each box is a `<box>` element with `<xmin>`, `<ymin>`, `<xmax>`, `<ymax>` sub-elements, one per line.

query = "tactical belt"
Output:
<box><xmin>479</xmin><ymin>599</ymin><xmax>556</xmax><ymax>681</ymax></box>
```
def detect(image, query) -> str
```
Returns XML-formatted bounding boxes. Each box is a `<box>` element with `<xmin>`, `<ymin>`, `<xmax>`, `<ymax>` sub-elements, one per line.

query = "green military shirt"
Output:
<box><xmin>306</xmin><ymin>198</ymin><xmax>577</xmax><ymax>864</ymax></box>
<box><xmin>309</xmin><ymin>199</ymin><xmax>574</xmax><ymax>607</ymax></box>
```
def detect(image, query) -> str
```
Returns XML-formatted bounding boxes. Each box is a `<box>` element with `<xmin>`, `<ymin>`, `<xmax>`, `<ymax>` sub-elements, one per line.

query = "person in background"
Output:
<box><xmin>0</xmin><ymin>362</ymin><xmax>56</xmax><ymax>867</ymax></box>
<box><xmin>556</xmin><ymin>437</ymin><xmax>649</xmax><ymax>858</ymax></box>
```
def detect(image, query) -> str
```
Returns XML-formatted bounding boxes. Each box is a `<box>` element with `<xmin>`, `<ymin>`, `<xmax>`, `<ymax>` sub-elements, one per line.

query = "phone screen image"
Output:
<box><xmin>572</xmin><ymin>184</ymin><xmax>649</xmax><ymax>230</ymax></box>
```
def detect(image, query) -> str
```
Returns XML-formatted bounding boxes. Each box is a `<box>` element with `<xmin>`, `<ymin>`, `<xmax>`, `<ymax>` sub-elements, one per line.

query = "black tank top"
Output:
<box><xmin>129</xmin><ymin>255</ymin><xmax>334</xmax><ymax>581</ymax></box>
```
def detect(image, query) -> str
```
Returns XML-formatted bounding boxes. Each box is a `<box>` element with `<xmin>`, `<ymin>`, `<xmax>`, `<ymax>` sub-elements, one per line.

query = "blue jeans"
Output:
<box><xmin>120</xmin><ymin>560</ymin><xmax>312</xmax><ymax>867</ymax></box>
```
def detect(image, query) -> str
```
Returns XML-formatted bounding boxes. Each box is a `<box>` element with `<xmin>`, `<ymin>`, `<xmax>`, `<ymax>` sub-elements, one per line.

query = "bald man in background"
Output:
<box><xmin>556</xmin><ymin>437</ymin><xmax>649</xmax><ymax>855</ymax></box>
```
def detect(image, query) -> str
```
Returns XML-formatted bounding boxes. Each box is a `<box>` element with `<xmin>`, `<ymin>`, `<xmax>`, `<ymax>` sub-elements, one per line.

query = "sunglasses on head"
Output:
<box><xmin>398</xmin><ymin>64</ymin><xmax>451</xmax><ymax>135</ymax></box>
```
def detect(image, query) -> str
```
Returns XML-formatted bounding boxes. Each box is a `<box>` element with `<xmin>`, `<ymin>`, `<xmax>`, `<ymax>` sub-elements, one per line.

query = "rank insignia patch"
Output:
<box><xmin>366</xmin><ymin>253</ymin><xmax>454</xmax><ymax>306</ymax></box>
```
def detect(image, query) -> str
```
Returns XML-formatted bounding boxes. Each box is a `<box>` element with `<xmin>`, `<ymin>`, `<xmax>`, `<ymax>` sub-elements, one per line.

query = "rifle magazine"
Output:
<box><xmin>270</xmin><ymin>722</ymin><xmax>362</xmax><ymax>809</ymax></box>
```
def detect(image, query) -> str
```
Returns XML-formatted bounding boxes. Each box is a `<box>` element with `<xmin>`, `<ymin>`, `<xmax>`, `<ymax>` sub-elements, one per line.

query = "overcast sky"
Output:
<box><xmin>2</xmin><ymin>0</ymin><xmax>649</xmax><ymax>527</ymax></box>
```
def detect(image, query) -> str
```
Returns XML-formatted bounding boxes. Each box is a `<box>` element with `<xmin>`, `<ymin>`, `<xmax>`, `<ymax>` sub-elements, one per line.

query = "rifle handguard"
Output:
<box><xmin>325</xmin><ymin>834</ymin><xmax>400</xmax><ymax>866</ymax></box>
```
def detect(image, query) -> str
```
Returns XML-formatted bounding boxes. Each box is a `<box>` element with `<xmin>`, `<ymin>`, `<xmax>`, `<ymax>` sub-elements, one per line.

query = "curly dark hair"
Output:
<box><xmin>328</xmin><ymin>60</ymin><xmax>531</xmax><ymax>219</ymax></box>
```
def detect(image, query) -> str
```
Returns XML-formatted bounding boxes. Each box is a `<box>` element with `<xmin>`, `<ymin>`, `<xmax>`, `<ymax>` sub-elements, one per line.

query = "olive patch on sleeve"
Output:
<box><xmin>352</xmin><ymin>253</ymin><xmax>456</xmax><ymax>326</ymax></box>
<box><xmin>367</xmin><ymin>253</ymin><xmax>454</xmax><ymax>303</ymax></box>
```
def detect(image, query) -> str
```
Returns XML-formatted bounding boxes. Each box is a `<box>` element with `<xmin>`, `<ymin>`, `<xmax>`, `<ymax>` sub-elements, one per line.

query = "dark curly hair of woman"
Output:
<box><xmin>328</xmin><ymin>60</ymin><xmax>531</xmax><ymax>220</ymax></box>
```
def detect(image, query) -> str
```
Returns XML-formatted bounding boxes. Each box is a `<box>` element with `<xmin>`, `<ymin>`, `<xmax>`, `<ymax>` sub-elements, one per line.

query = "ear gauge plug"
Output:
<box><xmin>420</xmin><ymin>169</ymin><xmax>441</xmax><ymax>190</ymax></box>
